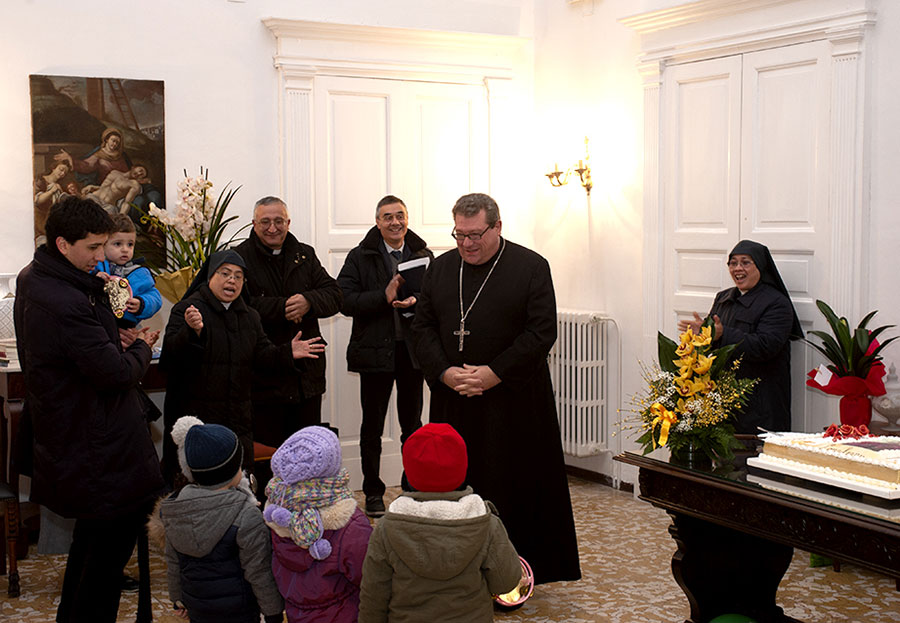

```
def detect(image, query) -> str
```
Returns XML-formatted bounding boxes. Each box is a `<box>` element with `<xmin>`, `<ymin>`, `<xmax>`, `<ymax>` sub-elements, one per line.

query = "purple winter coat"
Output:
<box><xmin>271</xmin><ymin>507</ymin><xmax>372</xmax><ymax>623</ymax></box>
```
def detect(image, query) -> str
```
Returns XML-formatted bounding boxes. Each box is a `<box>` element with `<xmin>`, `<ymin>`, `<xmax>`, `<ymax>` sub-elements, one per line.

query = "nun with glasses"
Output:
<box><xmin>679</xmin><ymin>240</ymin><xmax>803</xmax><ymax>434</ymax></box>
<box><xmin>160</xmin><ymin>250</ymin><xmax>326</xmax><ymax>486</ymax></box>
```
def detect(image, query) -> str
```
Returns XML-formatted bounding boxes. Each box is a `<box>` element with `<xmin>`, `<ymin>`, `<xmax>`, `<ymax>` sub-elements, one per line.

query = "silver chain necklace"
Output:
<box><xmin>455</xmin><ymin>238</ymin><xmax>506</xmax><ymax>352</ymax></box>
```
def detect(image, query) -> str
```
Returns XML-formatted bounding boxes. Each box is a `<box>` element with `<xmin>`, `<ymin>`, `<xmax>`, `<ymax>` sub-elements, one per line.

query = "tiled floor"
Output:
<box><xmin>2</xmin><ymin>477</ymin><xmax>899</xmax><ymax>622</ymax></box>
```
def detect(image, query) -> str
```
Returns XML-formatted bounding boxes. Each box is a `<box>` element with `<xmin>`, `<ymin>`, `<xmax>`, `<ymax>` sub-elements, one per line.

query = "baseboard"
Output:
<box><xmin>565</xmin><ymin>464</ymin><xmax>634</xmax><ymax>494</ymax></box>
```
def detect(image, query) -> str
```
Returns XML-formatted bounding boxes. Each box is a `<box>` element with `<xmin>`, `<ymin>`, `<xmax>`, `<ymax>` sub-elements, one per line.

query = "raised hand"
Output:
<box><xmin>291</xmin><ymin>330</ymin><xmax>326</xmax><ymax>359</ymax></box>
<box><xmin>136</xmin><ymin>328</ymin><xmax>160</xmax><ymax>349</ymax></box>
<box><xmin>385</xmin><ymin>274</ymin><xmax>404</xmax><ymax>304</ymax></box>
<box><xmin>392</xmin><ymin>295</ymin><xmax>416</xmax><ymax>309</ymax></box>
<box><xmin>184</xmin><ymin>305</ymin><xmax>204</xmax><ymax>336</ymax></box>
<box><xmin>677</xmin><ymin>311</ymin><xmax>705</xmax><ymax>335</ymax></box>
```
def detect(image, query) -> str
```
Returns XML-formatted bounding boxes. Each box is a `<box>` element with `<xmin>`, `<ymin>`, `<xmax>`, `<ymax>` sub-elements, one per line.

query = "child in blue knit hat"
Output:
<box><xmin>152</xmin><ymin>416</ymin><xmax>284</xmax><ymax>623</ymax></box>
<box><xmin>264</xmin><ymin>425</ymin><xmax>372</xmax><ymax>623</ymax></box>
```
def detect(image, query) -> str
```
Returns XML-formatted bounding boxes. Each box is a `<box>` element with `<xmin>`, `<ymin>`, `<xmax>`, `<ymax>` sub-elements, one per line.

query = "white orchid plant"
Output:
<box><xmin>142</xmin><ymin>167</ymin><xmax>248</xmax><ymax>273</ymax></box>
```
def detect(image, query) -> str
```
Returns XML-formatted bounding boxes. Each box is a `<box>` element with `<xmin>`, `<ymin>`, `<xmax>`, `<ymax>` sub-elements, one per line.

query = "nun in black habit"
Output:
<box><xmin>680</xmin><ymin>240</ymin><xmax>803</xmax><ymax>433</ymax></box>
<box><xmin>159</xmin><ymin>250</ymin><xmax>325</xmax><ymax>485</ymax></box>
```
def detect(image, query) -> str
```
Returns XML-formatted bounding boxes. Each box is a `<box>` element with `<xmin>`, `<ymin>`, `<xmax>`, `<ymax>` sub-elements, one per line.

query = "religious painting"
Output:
<box><xmin>29</xmin><ymin>74</ymin><xmax>166</xmax><ymax>267</ymax></box>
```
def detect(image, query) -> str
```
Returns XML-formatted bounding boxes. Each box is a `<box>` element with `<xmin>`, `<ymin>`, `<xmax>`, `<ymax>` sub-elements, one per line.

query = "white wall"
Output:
<box><xmin>0</xmin><ymin>0</ymin><xmax>535</xmax><ymax>277</ymax></box>
<box><xmin>4</xmin><ymin>0</ymin><xmax>899</xmax><ymax>482</ymax></box>
<box><xmin>528</xmin><ymin>0</ymin><xmax>900</xmax><ymax>479</ymax></box>
<box><xmin>531</xmin><ymin>0</ymin><xmax>646</xmax><ymax>476</ymax></box>
<box><xmin>868</xmin><ymin>0</ymin><xmax>900</xmax><ymax>364</ymax></box>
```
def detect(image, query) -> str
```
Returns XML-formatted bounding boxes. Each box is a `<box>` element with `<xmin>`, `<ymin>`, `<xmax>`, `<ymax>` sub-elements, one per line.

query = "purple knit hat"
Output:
<box><xmin>270</xmin><ymin>426</ymin><xmax>341</xmax><ymax>484</ymax></box>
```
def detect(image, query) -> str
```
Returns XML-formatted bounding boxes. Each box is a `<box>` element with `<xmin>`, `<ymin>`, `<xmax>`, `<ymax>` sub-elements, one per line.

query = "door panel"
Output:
<box><xmin>740</xmin><ymin>42</ymin><xmax>832</xmax><ymax>432</ymax></box>
<box><xmin>311</xmin><ymin>76</ymin><xmax>489</xmax><ymax>489</ymax></box>
<box><xmin>663</xmin><ymin>55</ymin><xmax>743</xmax><ymax>333</ymax></box>
<box><xmin>662</xmin><ymin>42</ymin><xmax>833</xmax><ymax>433</ymax></box>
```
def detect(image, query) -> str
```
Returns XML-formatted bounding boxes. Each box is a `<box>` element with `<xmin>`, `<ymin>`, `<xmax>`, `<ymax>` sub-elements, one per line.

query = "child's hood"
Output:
<box><xmin>159</xmin><ymin>486</ymin><xmax>255</xmax><ymax>557</ymax></box>
<box><xmin>381</xmin><ymin>492</ymin><xmax>493</xmax><ymax>580</ymax></box>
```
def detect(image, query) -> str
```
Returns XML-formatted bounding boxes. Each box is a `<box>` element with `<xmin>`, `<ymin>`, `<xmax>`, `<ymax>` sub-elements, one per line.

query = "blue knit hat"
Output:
<box><xmin>172</xmin><ymin>416</ymin><xmax>243</xmax><ymax>488</ymax></box>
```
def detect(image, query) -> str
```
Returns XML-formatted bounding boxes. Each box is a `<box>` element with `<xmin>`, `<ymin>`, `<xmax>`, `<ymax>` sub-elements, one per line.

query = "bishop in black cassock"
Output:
<box><xmin>411</xmin><ymin>194</ymin><xmax>581</xmax><ymax>585</ymax></box>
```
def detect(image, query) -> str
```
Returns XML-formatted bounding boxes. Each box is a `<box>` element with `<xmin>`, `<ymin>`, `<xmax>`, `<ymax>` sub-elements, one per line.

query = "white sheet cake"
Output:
<box><xmin>754</xmin><ymin>432</ymin><xmax>900</xmax><ymax>491</ymax></box>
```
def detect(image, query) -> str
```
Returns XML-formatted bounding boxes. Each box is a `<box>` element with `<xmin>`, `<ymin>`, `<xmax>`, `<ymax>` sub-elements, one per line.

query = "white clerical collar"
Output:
<box><xmin>222</xmin><ymin>301</ymin><xmax>233</xmax><ymax>310</ymax></box>
<box><xmin>383</xmin><ymin>240</ymin><xmax>405</xmax><ymax>255</ymax></box>
<box><xmin>271</xmin><ymin>248</ymin><xmax>282</xmax><ymax>256</ymax></box>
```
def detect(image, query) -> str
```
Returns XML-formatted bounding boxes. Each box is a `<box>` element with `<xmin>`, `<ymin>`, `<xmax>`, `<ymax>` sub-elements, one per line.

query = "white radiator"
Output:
<box><xmin>549</xmin><ymin>310</ymin><xmax>618</xmax><ymax>458</ymax></box>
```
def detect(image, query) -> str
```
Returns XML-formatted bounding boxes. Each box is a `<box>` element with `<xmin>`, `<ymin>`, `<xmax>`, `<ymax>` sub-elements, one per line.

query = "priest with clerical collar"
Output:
<box><xmin>411</xmin><ymin>192</ymin><xmax>581</xmax><ymax>586</ymax></box>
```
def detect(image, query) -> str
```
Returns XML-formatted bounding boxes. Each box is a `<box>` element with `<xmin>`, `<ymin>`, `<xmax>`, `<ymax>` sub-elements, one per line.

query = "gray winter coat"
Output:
<box><xmin>159</xmin><ymin>484</ymin><xmax>283</xmax><ymax>623</ymax></box>
<box><xmin>358</xmin><ymin>488</ymin><xmax>521</xmax><ymax>623</ymax></box>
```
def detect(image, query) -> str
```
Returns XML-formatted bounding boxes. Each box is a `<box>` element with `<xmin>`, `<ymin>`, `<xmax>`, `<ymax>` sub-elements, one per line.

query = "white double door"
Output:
<box><xmin>662</xmin><ymin>41</ymin><xmax>835</xmax><ymax>431</ymax></box>
<box><xmin>310</xmin><ymin>75</ymin><xmax>489</xmax><ymax>489</ymax></box>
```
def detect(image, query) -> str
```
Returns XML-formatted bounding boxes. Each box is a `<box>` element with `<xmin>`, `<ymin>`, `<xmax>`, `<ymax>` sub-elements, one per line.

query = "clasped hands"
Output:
<box><xmin>118</xmin><ymin>327</ymin><xmax>160</xmax><ymax>349</ymax></box>
<box><xmin>442</xmin><ymin>364</ymin><xmax>500</xmax><ymax>397</ymax></box>
<box><xmin>677</xmin><ymin>311</ymin><xmax>723</xmax><ymax>339</ymax></box>
<box><xmin>385</xmin><ymin>274</ymin><xmax>416</xmax><ymax>309</ymax></box>
<box><xmin>285</xmin><ymin>294</ymin><xmax>310</xmax><ymax>322</ymax></box>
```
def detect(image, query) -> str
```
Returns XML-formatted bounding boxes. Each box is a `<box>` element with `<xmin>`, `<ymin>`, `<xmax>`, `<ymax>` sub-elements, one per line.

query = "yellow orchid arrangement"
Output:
<box><xmin>630</xmin><ymin>319</ymin><xmax>758</xmax><ymax>464</ymax></box>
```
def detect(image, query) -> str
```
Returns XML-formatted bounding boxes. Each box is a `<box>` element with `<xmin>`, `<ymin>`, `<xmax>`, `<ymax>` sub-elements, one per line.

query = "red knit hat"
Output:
<box><xmin>403</xmin><ymin>423</ymin><xmax>468</xmax><ymax>492</ymax></box>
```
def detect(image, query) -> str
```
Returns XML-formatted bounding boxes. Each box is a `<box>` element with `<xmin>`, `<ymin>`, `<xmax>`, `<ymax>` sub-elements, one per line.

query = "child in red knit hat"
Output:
<box><xmin>358</xmin><ymin>423</ymin><xmax>522</xmax><ymax>623</ymax></box>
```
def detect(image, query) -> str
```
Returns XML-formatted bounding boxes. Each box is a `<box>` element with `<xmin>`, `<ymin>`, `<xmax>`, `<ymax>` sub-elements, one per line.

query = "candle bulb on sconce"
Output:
<box><xmin>546</xmin><ymin>162</ymin><xmax>568</xmax><ymax>187</ymax></box>
<box><xmin>545</xmin><ymin>137</ymin><xmax>592</xmax><ymax>195</ymax></box>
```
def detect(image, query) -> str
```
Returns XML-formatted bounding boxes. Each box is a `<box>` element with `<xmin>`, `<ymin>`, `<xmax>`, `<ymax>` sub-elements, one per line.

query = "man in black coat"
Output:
<box><xmin>14</xmin><ymin>196</ymin><xmax>166</xmax><ymax>622</ymax></box>
<box><xmin>337</xmin><ymin>195</ymin><xmax>433</xmax><ymax>516</ymax></box>
<box><xmin>235</xmin><ymin>196</ymin><xmax>342</xmax><ymax>449</ymax></box>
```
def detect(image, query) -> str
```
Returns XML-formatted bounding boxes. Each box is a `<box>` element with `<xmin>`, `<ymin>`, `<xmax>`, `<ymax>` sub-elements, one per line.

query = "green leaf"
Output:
<box><xmin>657</xmin><ymin>332</ymin><xmax>679</xmax><ymax>373</ymax></box>
<box><xmin>806</xmin><ymin>300</ymin><xmax>896</xmax><ymax>380</ymax></box>
<box><xmin>805</xmin><ymin>330</ymin><xmax>850</xmax><ymax>375</ymax></box>
<box><xmin>858</xmin><ymin>310</ymin><xmax>878</xmax><ymax>330</ymax></box>
<box><xmin>709</xmin><ymin>343</ymin><xmax>737</xmax><ymax>377</ymax></box>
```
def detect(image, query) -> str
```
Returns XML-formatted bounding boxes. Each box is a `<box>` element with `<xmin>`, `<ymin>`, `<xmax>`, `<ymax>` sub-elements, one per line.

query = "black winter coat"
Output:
<box><xmin>235</xmin><ymin>232</ymin><xmax>342</xmax><ymax>403</ymax></box>
<box><xmin>710</xmin><ymin>282</ymin><xmax>795</xmax><ymax>433</ymax></box>
<box><xmin>13</xmin><ymin>246</ymin><xmax>165</xmax><ymax>519</ymax></box>
<box><xmin>160</xmin><ymin>285</ymin><xmax>294</xmax><ymax>477</ymax></box>
<box><xmin>337</xmin><ymin>226</ymin><xmax>432</xmax><ymax>373</ymax></box>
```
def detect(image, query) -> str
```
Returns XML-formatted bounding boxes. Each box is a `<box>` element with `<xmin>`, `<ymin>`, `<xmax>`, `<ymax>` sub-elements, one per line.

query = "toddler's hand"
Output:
<box><xmin>95</xmin><ymin>271</ymin><xmax>111</xmax><ymax>282</ymax></box>
<box><xmin>126</xmin><ymin>297</ymin><xmax>141</xmax><ymax>313</ymax></box>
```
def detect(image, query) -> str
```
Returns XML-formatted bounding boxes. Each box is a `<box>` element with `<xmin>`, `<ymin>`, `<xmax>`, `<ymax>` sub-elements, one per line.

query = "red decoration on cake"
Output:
<box><xmin>823</xmin><ymin>423</ymin><xmax>870</xmax><ymax>441</ymax></box>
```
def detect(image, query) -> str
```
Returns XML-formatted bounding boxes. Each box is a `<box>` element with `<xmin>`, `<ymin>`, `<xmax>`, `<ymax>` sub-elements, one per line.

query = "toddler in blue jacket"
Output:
<box><xmin>95</xmin><ymin>213</ymin><xmax>162</xmax><ymax>328</ymax></box>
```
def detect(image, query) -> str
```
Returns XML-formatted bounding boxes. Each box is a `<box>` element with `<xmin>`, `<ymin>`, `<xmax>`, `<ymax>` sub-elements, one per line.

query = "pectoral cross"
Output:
<box><xmin>454</xmin><ymin>319</ymin><xmax>470</xmax><ymax>352</ymax></box>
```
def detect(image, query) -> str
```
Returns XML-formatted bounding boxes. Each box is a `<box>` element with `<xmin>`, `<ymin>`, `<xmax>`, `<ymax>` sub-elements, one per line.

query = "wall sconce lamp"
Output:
<box><xmin>546</xmin><ymin>137</ymin><xmax>593</xmax><ymax>195</ymax></box>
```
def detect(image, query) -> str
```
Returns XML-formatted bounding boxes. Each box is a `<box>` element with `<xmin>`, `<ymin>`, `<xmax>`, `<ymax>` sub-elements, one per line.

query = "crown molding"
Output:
<box><xmin>621</xmin><ymin>0</ymin><xmax>875</xmax><ymax>64</ymax></box>
<box><xmin>620</xmin><ymin>0</ymin><xmax>788</xmax><ymax>34</ymax></box>
<box><xmin>263</xmin><ymin>18</ymin><xmax>527</xmax><ymax>83</ymax></box>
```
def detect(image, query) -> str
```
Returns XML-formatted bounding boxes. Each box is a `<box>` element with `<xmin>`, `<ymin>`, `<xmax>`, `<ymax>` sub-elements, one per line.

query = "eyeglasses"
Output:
<box><xmin>214</xmin><ymin>269</ymin><xmax>244</xmax><ymax>283</ymax></box>
<box><xmin>256</xmin><ymin>218</ymin><xmax>287</xmax><ymax>229</ymax></box>
<box><xmin>727</xmin><ymin>259</ymin><xmax>755</xmax><ymax>269</ymax></box>
<box><xmin>451</xmin><ymin>224</ymin><xmax>494</xmax><ymax>242</ymax></box>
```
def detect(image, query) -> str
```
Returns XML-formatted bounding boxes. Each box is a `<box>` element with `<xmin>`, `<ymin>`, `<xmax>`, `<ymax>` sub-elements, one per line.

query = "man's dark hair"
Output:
<box><xmin>452</xmin><ymin>193</ymin><xmax>500</xmax><ymax>226</ymax></box>
<box><xmin>45</xmin><ymin>196</ymin><xmax>114</xmax><ymax>256</ymax></box>
<box><xmin>375</xmin><ymin>195</ymin><xmax>406</xmax><ymax>217</ymax></box>
<box><xmin>109</xmin><ymin>213</ymin><xmax>136</xmax><ymax>234</ymax></box>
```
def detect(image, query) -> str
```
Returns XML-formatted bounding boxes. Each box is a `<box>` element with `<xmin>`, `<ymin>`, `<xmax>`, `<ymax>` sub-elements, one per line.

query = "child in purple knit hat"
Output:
<box><xmin>264</xmin><ymin>426</ymin><xmax>372</xmax><ymax>623</ymax></box>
